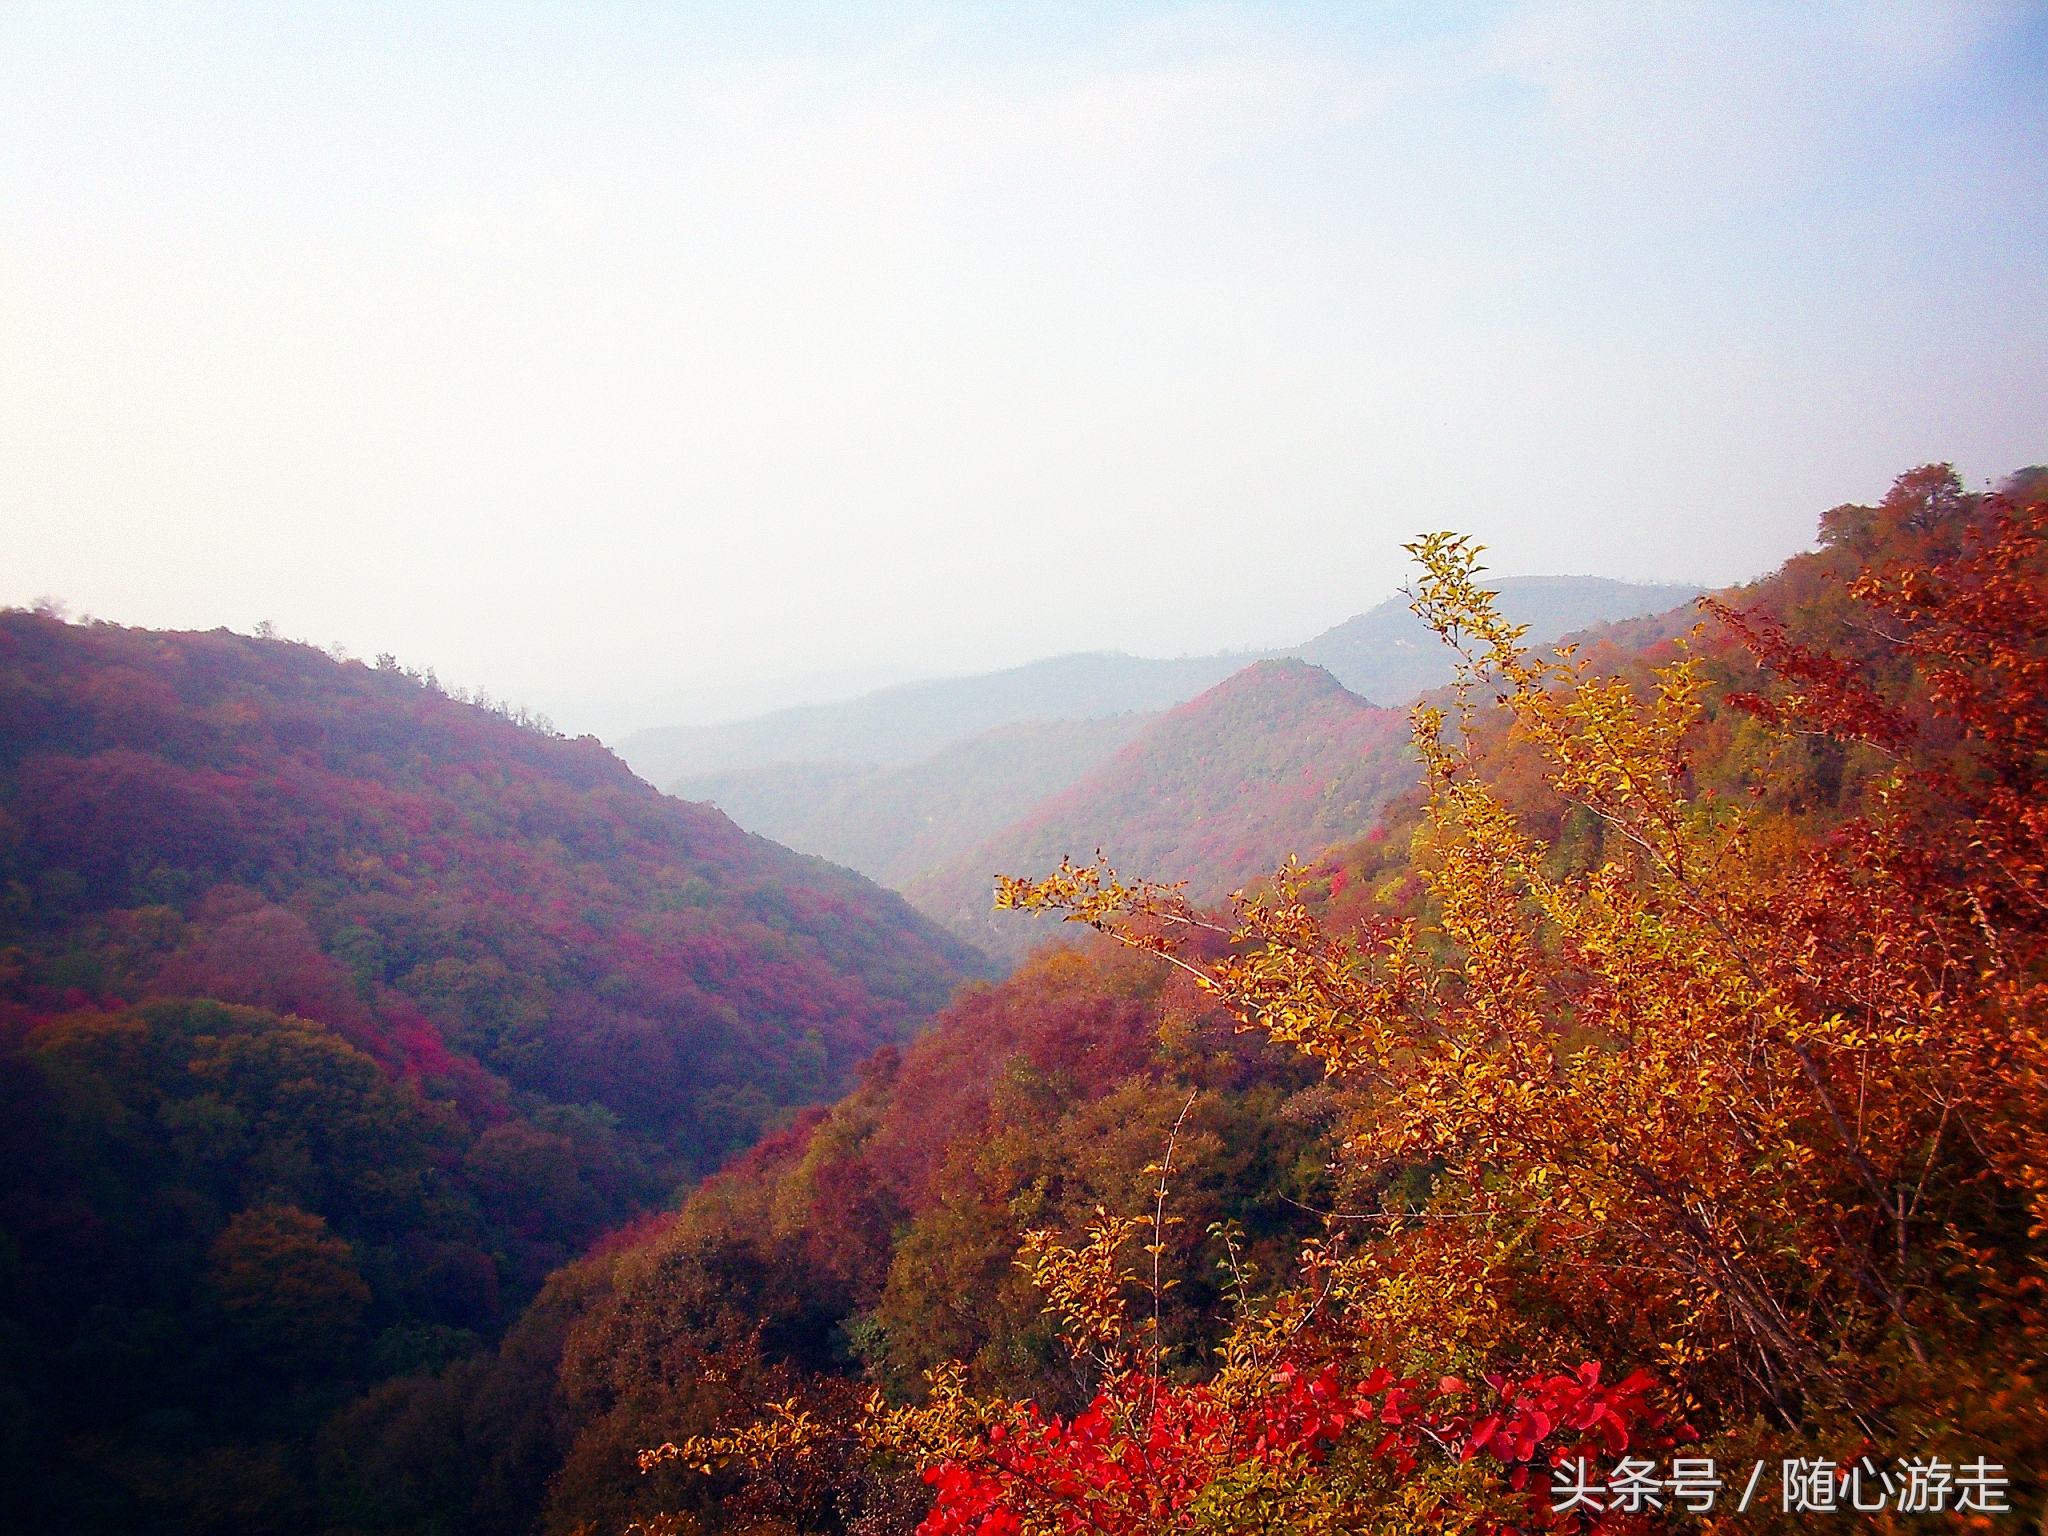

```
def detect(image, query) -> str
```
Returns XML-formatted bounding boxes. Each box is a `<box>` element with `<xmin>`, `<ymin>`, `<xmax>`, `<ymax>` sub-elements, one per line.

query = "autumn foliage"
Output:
<box><xmin>0</xmin><ymin>617</ymin><xmax>983</xmax><ymax>1532</ymax></box>
<box><xmin>617</xmin><ymin>466</ymin><xmax>2046</xmax><ymax>1534</ymax></box>
<box><xmin>8</xmin><ymin>464</ymin><xmax>2043</xmax><ymax>1534</ymax></box>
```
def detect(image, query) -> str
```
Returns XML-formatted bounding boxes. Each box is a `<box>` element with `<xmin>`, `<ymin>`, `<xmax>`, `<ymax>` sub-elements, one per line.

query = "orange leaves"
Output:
<box><xmin>1019</xmin><ymin>1212</ymin><xmax>1145</xmax><ymax>1372</ymax></box>
<box><xmin>639</xmin><ymin>1395</ymin><xmax>823</xmax><ymax>1479</ymax></box>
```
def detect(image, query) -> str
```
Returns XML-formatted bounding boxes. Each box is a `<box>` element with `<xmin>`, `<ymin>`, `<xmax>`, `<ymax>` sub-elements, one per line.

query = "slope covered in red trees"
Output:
<box><xmin>1</xmin><ymin>613</ymin><xmax>988</xmax><ymax>1158</ymax></box>
<box><xmin>10</xmin><ymin>461</ymin><xmax>2043</xmax><ymax>1535</ymax></box>
<box><xmin>0</xmin><ymin>613</ymin><xmax>990</xmax><ymax>1532</ymax></box>
<box><xmin>320</xmin><ymin>939</ymin><xmax>1342</xmax><ymax>1534</ymax></box>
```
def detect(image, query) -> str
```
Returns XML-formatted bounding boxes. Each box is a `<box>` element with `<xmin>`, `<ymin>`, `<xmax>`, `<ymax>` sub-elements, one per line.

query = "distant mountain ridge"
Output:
<box><xmin>629</xmin><ymin>577</ymin><xmax>1700</xmax><ymax>955</ymax></box>
<box><xmin>618</xmin><ymin>576</ymin><xmax>1699</xmax><ymax>791</ymax></box>
<box><xmin>618</xmin><ymin>651</ymin><xmax>1268</xmax><ymax>787</ymax></box>
<box><xmin>903</xmin><ymin>659</ymin><xmax>1416</xmax><ymax>961</ymax></box>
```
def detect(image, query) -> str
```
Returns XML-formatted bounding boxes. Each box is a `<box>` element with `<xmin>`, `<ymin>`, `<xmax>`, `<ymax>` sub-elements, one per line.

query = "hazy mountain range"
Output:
<box><xmin>621</xmin><ymin>650</ymin><xmax>1267</xmax><ymax>784</ymax></box>
<box><xmin>618</xmin><ymin>576</ymin><xmax>1698</xmax><ymax>786</ymax></box>
<box><xmin>1294</xmin><ymin>574</ymin><xmax>1710</xmax><ymax>705</ymax></box>
<box><xmin>672</xmin><ymin>713</ymin><xmax>1158</xmax><ymax>889</ymax></box>
<box><xmin>631</xmin><ymin>575</ymin><xmax>1702</xmax><ymax>960</ymax></box>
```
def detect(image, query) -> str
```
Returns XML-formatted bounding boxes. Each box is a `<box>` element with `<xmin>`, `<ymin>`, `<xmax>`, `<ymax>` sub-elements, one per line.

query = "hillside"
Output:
<box><xmin>0</xmin><ymin>613</ymin><xmax>989</xmax><ymax>1166</ymax></box>
<box><xmin>307</xmin><ymin>462</ymin><xmax>2048</xmax><ymax>1536</ymax></box>
<box><xmin>903</xmin><ymin>659</ymin><xmax>1414</xmax><ymax>960</ymax></box>
<box><xmin>637</xmin><ymin>580</ymin><xmax>1698</xmax><ymax>923</ymax></box>
<box><xmin>93</xmin><ymin>462</ymin><xmax>2048</xmax><ymax>1535</ymax></box>
<box><xmin>324</xmin><ymin>941</ymin><xmax>1336</xmax><ymax>1535</ymax></box>
<box><xmin>618</xmin><ymin>651</ymin><xmax>1266</xmax><ymax>786</ymax></box>
<box><xmin>0</xmin><ymin>612</ymin><xmax>993</xmax><ymax>1532</ymax></box>
<box><xmin>673</xmin><ymin>714</ymin><xmax>1157</xmax><ymax>887</ymax></box>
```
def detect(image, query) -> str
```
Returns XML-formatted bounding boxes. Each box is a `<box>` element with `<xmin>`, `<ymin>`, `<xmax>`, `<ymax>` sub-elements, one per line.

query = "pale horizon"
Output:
<box><xmin>5</xmin><ymin>3</ymin><xmax>2044</xmax><ymax>739</ymax></box>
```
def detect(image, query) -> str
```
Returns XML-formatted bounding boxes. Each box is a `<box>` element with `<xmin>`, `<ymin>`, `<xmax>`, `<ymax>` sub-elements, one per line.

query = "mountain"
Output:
<box><xmin>549</xmin><ymin>660</ymin><xmax>939</xmax><ymax>747</ymax></box>
<box><xmin>322</xmin><ymin>941</ymin><xmax>1336</xmax><ymax>1535</ymax></box>
<box><xmin>629</xmin><ymin>580</ymin><xmax>1697</xmax><ymax>917</ymax></box>
<box><xmin>310</xmin><ymin>462</ymin><xmax>2048</xmax><ymax>1536</ymax></box>
<box><xmin>0</xmin><ymin>613</ymin><xmax>990</xmax><ymax>1170</ymax></box>
<box><xmin>1293</xmin><ymin>575</ymin><xmax>1703</xmax><ymax>704</ymax></box>
<box><xmin>902</xmin><ymin>659</ymin><xmax>1415</xmax><ymax>960</ymax></box>
<box><xmin>619</xmin><ymin>578</ymin><xmax>1697</xmax><ymax>793</ymax></box>
<box><xmin>0</xmin><ymin>610</ymin><xmax>995</xmax><ymax>1532</ymax></box>
<box><xmin>673</xmin><ymin>713</ymin><xmax>1158</xmax><ymax>888</ymax></box>
<box><xmin>617</xmin><ymin>651</ymin><xmax>1269</xmax><ymax>786</ymax></box>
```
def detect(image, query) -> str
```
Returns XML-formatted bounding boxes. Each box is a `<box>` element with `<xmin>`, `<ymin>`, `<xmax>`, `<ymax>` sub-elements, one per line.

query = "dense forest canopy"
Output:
<box><xmin>0</xmin><ymin>619</ymin><xmax>987</xmax><ymax>1531</ymax></box>
<box><xmin>1</xmin><ymin>616</ymin><xmax>986</xmax><ymax>1156</ymax></box>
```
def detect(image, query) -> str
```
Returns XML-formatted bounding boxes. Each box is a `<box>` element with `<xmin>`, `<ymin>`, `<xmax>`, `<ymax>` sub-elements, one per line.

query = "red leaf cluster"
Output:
<box><xmin>918</xmin><ymin>1357</ymin><xmax>1686</xmax><ymax>1536</ymax></box>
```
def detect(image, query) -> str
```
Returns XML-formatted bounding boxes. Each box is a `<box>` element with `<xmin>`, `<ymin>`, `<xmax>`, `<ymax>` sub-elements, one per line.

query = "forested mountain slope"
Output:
<box><xmin>0</xmin><ymin>613</ymin><xmax>988</xmax><ymax>1532</ymax></box>
<box><xmin>0</xmin><ymin>615</ymin><xmax>988</xmax><ymax>1159</ymax></box>
<box><xmin>673</xmin><ymin>714</ymin><xmax>1157</xmax><ymax>887</ymax></box>
<box><xmin>320</xmin><ymin>941</ymin><xmax>1338</xmax><ymax>1535</ymax></box>
<box><xmin>19</xmin><ymin>466</ymin><xmax>2039</xmax><ymax>1536</ymax></box>
<box><xmin>903</xmin><ymin>660</ymin><xmax>1413</xmax><ymax>960</ymax></box>
<box><xmin>328</xmin><ymin>463</ymin><xmax>2048</xmax><ymax>1536</ymax></box>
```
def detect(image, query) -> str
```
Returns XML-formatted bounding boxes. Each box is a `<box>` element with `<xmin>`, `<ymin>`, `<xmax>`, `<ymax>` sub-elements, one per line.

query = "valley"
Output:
<box><xmin>4</xmin><ymin>468</ymin><xmax>2042</xmax><ymax>1534</ymax></box>
<box><xmin>8</xmin><ymin>11</ymin><xmax>2039</xmax><ymax>1530</ymax></box>
<box><xmin>638</xmin><ymin>575</ymin><xmax>1702</xmax><ymax>962</ymax></box>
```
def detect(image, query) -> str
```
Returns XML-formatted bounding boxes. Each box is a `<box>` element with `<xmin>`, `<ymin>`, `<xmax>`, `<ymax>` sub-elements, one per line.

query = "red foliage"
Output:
<box><xmin>917</xmin><ymin>1358</ymin><xmax>1687</xmax><ymax>1536</ymax></box>
<box><xmin>1703</xmin><ymin>600</ymin><xmax>1916</xmax><ymax>752</ymax></box>
<box><xmin>0</xmin><ymin>611</ymin><xmax>985</xmax><ymax>1168</ymax></box>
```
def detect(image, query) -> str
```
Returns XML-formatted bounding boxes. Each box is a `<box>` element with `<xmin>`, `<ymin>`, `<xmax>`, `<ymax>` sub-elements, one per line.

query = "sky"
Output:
<box><xmin>3</xmin><ymin>3</ymin><xmax>2044</xmax><ymax>739</ymax></box>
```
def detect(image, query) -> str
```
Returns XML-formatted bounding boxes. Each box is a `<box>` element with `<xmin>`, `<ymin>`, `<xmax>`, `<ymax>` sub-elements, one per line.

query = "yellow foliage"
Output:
<box><xmin>1001</xmin><ymin>532</ymin><xmax>2045</xmax><ymax>1445</ymax></box>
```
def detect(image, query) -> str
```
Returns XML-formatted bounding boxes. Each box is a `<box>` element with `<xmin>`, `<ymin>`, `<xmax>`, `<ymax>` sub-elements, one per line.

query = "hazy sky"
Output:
<box><xmin>4</xmin><ymin>3</ymin><xmax>2044</xmax><ymax>737</ymax></box>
